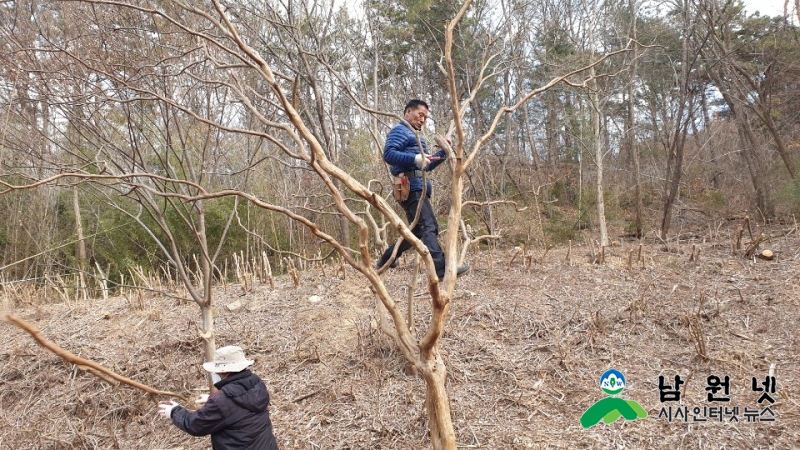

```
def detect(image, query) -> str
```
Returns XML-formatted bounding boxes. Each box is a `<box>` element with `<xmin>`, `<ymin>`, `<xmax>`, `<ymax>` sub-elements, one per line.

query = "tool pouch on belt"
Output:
<box><xmin>393</xmin><ymin>174</ymin><xmax>410</xmax><ymax>202</ymax></box>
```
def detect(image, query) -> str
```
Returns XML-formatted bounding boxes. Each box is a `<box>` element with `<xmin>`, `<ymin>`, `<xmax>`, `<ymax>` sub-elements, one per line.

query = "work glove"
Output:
<box><xmin>195</xmin><ymin>394</ymin><xmax>210</xmax><ymax>407</ymax></box>
<box><xmin>414</xmin><ymin>154</ymin><xmax>429</xmax><ymax>169</ymax></box>
<box><xmin>157</xmin><ymin>400</ymin><xmax>180</xmax><ymax>419</ymax></box>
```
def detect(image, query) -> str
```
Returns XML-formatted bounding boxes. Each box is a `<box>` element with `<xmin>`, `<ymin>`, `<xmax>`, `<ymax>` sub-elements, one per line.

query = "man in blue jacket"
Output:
<box><xmin>376</xmin><ymin>99</ymin><xmax>469</xmax><ymax>281</ymax></box>
<box><xmin>158</xmin><ymin>346</ymin><xmax>278</xmax><ymax>450</ymax></box>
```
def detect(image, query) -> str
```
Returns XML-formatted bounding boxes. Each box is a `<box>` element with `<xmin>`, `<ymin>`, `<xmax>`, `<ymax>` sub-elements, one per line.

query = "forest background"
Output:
<box><xmin>1</xmin><ymin>0</ymin><xmax>800</xmax><ymax>449</ymax></box>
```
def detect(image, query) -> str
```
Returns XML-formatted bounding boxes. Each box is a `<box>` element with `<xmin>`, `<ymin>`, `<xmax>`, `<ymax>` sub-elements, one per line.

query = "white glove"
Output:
<box><xmin>157</xmin><ymin>400</ymin><xmax>180</xmax><ymax>419</ymax></box>
<box><xmin>195</xmin><ymin>394</ymin><xmax>210</xmax><ymax>407</ymax></box>
<box><xmin>414</xmin><ymin>154</ymin><xmax>429</xmax><ymax>169</ymax></box>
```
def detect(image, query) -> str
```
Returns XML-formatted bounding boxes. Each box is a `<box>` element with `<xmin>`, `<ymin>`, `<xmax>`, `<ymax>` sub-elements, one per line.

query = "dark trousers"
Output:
<box><xmin>380</xmin><ymin>190</ymin><xmax>446</xmax><ymax>278</ymax></box>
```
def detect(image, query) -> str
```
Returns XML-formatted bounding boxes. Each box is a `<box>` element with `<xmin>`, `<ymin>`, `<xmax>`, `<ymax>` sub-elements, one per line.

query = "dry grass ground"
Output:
<box><xmin>2</xmin><ymin>222</ymin><xmax>798</xmax><ymax>449</ymax></box>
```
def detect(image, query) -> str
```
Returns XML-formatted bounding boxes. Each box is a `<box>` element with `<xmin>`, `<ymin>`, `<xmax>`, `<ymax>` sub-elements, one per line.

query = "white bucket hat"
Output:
<box><xmin>202</xmin><ymin>346</ymin><xmax>254</xmax><ymax>373</ymax></box>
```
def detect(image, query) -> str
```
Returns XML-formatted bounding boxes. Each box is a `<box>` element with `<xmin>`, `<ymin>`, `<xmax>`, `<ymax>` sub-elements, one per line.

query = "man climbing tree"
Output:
<box><xmin>376</xmin><ymin>99</ymin><xmax>470</xmax><ymax>281</ymax></box>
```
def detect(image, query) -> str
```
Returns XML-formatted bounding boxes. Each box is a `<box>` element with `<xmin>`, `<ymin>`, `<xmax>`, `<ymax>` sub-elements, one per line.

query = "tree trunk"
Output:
<box><xmin>523</xmin><ymin>103</ymin><xmax>540</xmax><ymax>169</ymax></box>
<box><xmin>628</xmin><ymin>0</ymin><xmax>644</xmax><ymax>238</ymax></box>
<box><xmin>197</xmin><ymin>205</ymin><xmax>218</xmax><ymax>388</ymax></box>
<box><xmin>759</xmin><ymin>106</ymin><xmax>796</xmax><ymax>180</ymax></box>
<box><xmin>545</xmin><ymin>92</ymin><xmax>560</xmax><ymax>168</ymax></box>
<box><xmin>736</xmin><ymin>115</ymin><xmax>774</xmax><ymax>217</ymax></box>
<box><xmin>590</xmin><ymin>71</ymin><xmax>608</xmax><ymax>247</ymax></box>
<box><xmin>661</xmin><ymin>0</ymin><xmax>691</xmax><ymax>240</ymax></box>
<box><xmin>336</xmin><ymin>179</ymin><xmax>351</xmax><ymax>247</ymax></box>
<box><xmin>796</xmin><ymin>0</ymin><xmax>800</xmax><ymax>24</ymax></box>
<box><xmin>586</xmin><ymin>4</ymin><xmax>608</xmax><ymax>248</ymax></box>
<box><xmin>660</xmin><ymin>144</ymin><xmax>684</xmax><ymax>240</ymax></box>
<box><xmin>661</xmin><ymin>116</ymin><xmax>689</xmax><ymax>240</ymax></box>
<box><xmin>419</xmin><ymin>354</ymin><xmax>456</xmax><ymax>450</ymax></box>
<box><xmin>73</xmin><ymin>184</ymin><xmax>87</xmax><ymax>300</ymax></box>
<box><xmin>200</xmin><ymin>302</ymin><xmax>217</xmax><ymax>388</ymax></box>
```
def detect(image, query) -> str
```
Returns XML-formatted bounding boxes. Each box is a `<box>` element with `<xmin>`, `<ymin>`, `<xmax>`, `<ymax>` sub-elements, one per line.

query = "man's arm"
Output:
<box><xmin>426</xmin><ymin>148</ymin><xmax>447</xmax><ymax>171</ymax></box>
<box><xmin>383</xmin><ymin>125</ymin><xmax>419</xmax><ymax>168</ymax></box>
<box><xmin>170</xmin><ymin>394</ymin><xmax>232</xmax><ymax>437</ymax></box>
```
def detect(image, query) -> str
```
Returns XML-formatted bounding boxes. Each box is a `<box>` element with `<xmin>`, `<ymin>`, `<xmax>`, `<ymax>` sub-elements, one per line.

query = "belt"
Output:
<box><xmin>403</xmin><ymin>170</ymin><xmax>423</xmax><ymax>178</ymax></box>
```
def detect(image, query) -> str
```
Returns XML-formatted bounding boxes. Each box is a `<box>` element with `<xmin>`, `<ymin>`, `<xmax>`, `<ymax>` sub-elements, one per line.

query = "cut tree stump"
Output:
<box><xmin>758</xmin><ymin>249</ymin><xmax>774</xmax><ymax>261</ymax></box>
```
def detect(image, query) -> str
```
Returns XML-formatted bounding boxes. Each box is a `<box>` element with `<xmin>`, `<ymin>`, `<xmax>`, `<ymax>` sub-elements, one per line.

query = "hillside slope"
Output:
<box><xmin>2</xmin><ymin>225</ymin><xmax>798</xmax><ymax>449</ymax></box>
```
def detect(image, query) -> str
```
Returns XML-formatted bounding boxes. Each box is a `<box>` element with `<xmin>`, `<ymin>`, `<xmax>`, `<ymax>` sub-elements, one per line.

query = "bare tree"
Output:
<box><xmin>660</xmin><ymin>0</ymin><xmax>701</xmax><ymax>239</ymax></box>
<box><xmin>627</xmin><ymin>0</ymin><xmax>645</xmax><ymax>238</ymax></box>
<box><xmin>696</xmin><ymin>0</ymin><xmax>776</xmax><ymax>218</ymax></box>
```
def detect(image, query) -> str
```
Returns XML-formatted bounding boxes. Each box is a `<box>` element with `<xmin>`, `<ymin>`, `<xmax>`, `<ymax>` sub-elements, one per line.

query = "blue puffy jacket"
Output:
<box><xmin>171</xmin><ymin>370</ymin><xmax>278</xmax><ymax>450</ymax></box>
<box><xmin>383</xmin><ymin>122</ymin><xmax>446</xmax><ymax>197</ymax></box>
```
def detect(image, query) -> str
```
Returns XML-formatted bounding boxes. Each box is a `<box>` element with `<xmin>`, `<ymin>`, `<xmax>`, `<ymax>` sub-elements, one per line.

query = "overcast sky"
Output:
<box><xmin>741</xmin><ymin>0</ymin><xmax>795</xmax><ymax>17</ymax></box>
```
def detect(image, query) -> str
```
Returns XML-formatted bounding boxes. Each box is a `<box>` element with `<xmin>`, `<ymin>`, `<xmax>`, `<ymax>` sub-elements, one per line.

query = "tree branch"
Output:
<box><xmin>2</xmin><ymin>313</ymin><xmax>189</xmax><ymax>403</ymax></box>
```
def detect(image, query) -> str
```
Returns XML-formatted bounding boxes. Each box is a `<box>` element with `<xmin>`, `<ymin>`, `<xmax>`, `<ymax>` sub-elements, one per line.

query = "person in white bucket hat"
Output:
<box><xmin>157</xmin><ymin>346</ymin><xmax>278</xmax><ymax>449</ymax></box>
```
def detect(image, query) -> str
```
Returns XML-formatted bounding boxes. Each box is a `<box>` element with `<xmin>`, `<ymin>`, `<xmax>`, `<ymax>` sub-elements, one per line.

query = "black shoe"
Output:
<box><xmin>438</xmin><ymin>264</ymin><xmax>470</xmax><ymax>281</ymax></box>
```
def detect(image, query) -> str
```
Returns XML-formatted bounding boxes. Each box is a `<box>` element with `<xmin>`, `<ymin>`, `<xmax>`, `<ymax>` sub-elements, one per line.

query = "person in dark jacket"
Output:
<box><xmin>157</xmin><ymin>346</ymin><xmax>278</xmax><ymax>450</ymax></box>
<box><xmin>376</xmin><ymin>99</ymin><xmax>469</xmax><ymax>281</ymax></box>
